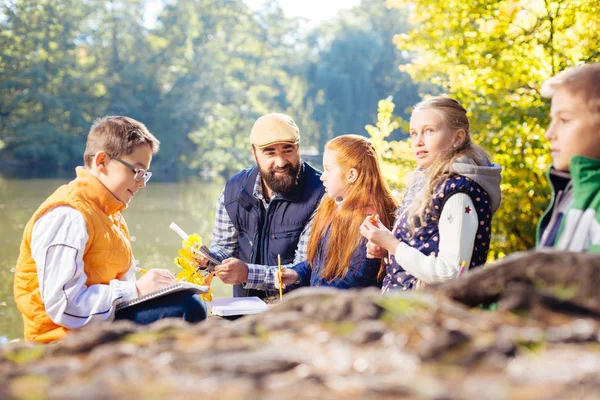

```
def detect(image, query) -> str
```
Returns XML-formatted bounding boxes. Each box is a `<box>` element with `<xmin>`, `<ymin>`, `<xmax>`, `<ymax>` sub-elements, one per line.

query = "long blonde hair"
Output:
<box><xmin>308</xmin><ymin>135</ymin><xmax>398</xmax><ymax>282</ymax></box>
<box><xmin>405</xmin><ymin>97</ymin><xmax>490</xmax><ymax>233</ymax></box>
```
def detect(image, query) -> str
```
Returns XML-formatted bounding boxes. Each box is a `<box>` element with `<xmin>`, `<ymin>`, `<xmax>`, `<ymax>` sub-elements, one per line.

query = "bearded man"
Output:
<box><xmin>206</xmin><ymin>113</ymin><xmax>325</xmax><ymax>298</ymax></box>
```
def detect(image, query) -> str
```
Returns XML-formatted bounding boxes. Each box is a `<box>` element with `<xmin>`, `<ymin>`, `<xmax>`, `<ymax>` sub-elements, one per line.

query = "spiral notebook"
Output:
<box><xmin>116</xmin><ymin>281</ymin><xmax>209</xmax><ymax>311</ymax></box>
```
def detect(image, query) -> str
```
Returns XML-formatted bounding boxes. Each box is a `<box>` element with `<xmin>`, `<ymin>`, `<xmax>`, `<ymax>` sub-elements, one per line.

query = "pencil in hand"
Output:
<box><xmin>277</xmin><ymin>254</ymin><xmax>283</xmax><ymax>301</ymax></box>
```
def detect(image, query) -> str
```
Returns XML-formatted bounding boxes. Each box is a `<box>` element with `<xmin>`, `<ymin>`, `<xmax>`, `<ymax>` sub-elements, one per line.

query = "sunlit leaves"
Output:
<box><xmin>365</xmin><ymin>98</ymin><xmax>415</xmax><ymax>194</ymax></box>
<box><xmin>386</xmin><ymin>0</ymin><xmax>600</xmax><ymax>257</ymax></box>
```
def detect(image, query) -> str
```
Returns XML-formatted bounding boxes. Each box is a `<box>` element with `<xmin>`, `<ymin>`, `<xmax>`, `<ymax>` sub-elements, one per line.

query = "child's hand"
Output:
<box><xmin>414</xmin><ymin>280</ymin><xmax>428</xmax><ymax>290</ymax></box>
<box><xmin>135</xmin><ymin>269</ymin><xmax>177</xmax><ymax>296</ymax></box>
<box><xmin>193</xmin><ymin>244</ymin><xmax>218</xmax><ymax>270</ymax></box>
<box><xmin>365</xmin><ymin>240</ymin><xmax>387</xmax><ymax>259</ymax></box>
<box><xmin>359</xmin><ymin>215</ymin><xmax>399</xmax><ymax>255</ymax></box>
<box><xmin>275</xmin><ymin>268</ymin><xmax>299</xmax><ymax>289</ymax></box>
<box><xmin>368</xmin><ymin>214</ymin><xmax>380</xmax><ymax>227</ymax></box>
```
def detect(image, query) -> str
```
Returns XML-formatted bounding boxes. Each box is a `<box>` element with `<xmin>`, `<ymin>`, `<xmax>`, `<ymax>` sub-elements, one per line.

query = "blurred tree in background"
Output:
<box><xmin>0</xmin><ymin>0</ymin><xmax>97</xmax><ymax>173</ymax></box>
<box><xmin>0</xmin><ymin>0</ymin><xmax>420</xmax><ymax>179</ymax></box>
<box><xmin>303</xmin><ymin>0</ymin><xmax>421</xmax><ymax>151</ymax></box>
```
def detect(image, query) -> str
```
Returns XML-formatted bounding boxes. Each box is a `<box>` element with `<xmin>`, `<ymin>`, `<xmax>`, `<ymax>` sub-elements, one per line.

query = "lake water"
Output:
<box><xmin>0</xmin><ymin>176</ymin><xmax>232</xmax><ymax>341</ymax></box>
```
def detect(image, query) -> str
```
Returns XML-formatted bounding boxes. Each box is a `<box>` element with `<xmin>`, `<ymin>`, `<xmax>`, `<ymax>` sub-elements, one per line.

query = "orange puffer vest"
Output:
<box><xmin>14</xmin><ymin>167</ymin><xmax>132</xmax><ymax>343</ymax></box>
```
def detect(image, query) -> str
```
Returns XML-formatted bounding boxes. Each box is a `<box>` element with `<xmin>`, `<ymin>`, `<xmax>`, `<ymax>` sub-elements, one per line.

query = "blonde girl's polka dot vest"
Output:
<box><xmin>383</xmin><ymin>174</ymin><xmax>492</xmax><ymax>292</ymax></box>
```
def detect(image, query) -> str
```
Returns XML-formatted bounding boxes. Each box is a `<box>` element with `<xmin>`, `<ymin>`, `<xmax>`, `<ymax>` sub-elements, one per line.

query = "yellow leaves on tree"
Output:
<box><xmin>366</xmin><ymin>97</ymin><xmax>416</xmax><ymax>194</ymax></box>
<box><xmin>378</xmin><ymin>0</ymin><xmax>600</xmax><ymax>258</ymax></box>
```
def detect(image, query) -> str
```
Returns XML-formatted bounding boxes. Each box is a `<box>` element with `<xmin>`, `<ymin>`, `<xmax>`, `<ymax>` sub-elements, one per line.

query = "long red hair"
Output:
<box><xmin>307</xmin><ymin>135</ymin><xmax>398</xmax><ymax>282</ymax></box>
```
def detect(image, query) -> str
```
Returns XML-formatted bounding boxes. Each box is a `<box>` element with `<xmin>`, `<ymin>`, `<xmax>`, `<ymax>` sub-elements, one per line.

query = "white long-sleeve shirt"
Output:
<box><xmin>31</xmin><ymin>206</ymin><xmax>138</xmax><ymax>329</ymax></box>
<box><xmin>393</xmin><ymin>193</ymin><xmax>479</xmax><ymax>284</ymax></box>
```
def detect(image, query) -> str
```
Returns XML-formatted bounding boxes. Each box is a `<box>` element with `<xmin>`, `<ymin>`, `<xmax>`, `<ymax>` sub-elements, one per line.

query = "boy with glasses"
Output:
<box><xmin>14</xmin><ymin>116</ymin><xmax>206</xmax><ymax>343</ymax></box>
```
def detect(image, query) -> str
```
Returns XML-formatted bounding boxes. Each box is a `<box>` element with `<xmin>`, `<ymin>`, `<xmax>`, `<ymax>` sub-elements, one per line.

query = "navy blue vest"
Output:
<box><xmin>292</xmin><ymin>229</ymin><xmax>381</xmax><ymax>289</ymax></box>
<box><xmin>224</xmin><ymin>161</ymin><xmax>325</xmax><ymax>297</ymax></box>
<box><xmin>383</xmin><ymin>174</ymin><xmax>493</xmax><ymax>291</ymax></box>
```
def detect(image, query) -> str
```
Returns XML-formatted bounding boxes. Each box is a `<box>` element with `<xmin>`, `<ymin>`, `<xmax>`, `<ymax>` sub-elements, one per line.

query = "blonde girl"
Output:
<box><xmin>360</xmin><ymin>97</ymin><xmax>502</xmax><ymax>291</ymax></box>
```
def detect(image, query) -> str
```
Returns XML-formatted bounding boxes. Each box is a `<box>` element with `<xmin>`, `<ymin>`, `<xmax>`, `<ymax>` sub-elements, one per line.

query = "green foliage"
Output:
<box><xmin>365</xmin><ymin>97</ymin><xmax>415</xmax><ymax>193</ymax></box>
<box><xmin>0</xmin><ymin>0</ymin><xmax>335</xmax><ymax>179</ymax></box>
<box><xmin>303</xmin><ymin>0</ymin><xmax>421</xmax><ymax>150</ymax></box>
<box><xmin>385</xmin><ymin>0</ymin><xmax>600</xmax><ymax>257</ymax></box>
<box><xmin>177</xmin><ymin>0</ymin><xmax>314</xmax><ymax>175</ymax></box>
<box><xmin>0</xmin><ymin>0</ymin><xmax>423</xmax><ymax>181</ymax></box>
<box><xmin>0</xmin><ymin>0</ymin><xmax>98</xmax><ymax>174</ymax></box>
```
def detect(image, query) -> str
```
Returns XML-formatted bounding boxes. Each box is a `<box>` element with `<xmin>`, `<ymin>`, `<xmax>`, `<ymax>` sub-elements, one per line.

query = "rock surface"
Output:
<box><xmin>2</xmin><ymin>250</ymin><xmax>600</xmax><ymax>399</ymax></box>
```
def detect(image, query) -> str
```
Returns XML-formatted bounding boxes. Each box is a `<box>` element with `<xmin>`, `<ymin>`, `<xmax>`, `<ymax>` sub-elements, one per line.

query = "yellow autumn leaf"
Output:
<box><xmin>173</xmin><ymin>232</ymin><xmax>215</xmax><ymax>301</ymax></box>
<box><xmin>177</xmin><ymin>269</ymin><xmax>195</xmax><ymax>282</ymax></box>
<box><xmin>201</xmin><ymin>290</ymin><xmax>213</xmax><ymax>302</ymax></box>
<box><xmin>174</xmin><ymin>256</ymin><xmax>196</xmax><ymax>272</ymax></box>
<box><xmin>177</xmin><ymin>248</ymin><xmax>194</xmax><ymax>260</ymax></box>
<box><xmin>183</xmin><ymin>233</ymin><xmax>202</xmax><ymax>248</ymax></box>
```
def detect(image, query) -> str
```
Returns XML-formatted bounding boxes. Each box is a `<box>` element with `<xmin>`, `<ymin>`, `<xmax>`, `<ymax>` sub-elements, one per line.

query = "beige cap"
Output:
<box><xmin>250</xmin><ymin>113</ymin><xmax>300</xmax><ymax>148</ymax></box>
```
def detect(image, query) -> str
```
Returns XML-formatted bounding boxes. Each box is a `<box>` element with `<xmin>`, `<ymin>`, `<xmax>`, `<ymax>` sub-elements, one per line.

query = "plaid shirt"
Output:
<box><xmin>209</xmin><ymin>172</ymin><xmax>315</xmax><ymax>290</ymax></box>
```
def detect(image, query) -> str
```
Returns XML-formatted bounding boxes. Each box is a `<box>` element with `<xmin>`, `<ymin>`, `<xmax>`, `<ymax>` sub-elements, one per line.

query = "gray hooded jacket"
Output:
<box><xmin>451</xmin><ymin>154</ymin><xmax>502</xmax><ymax>213</ymax></box>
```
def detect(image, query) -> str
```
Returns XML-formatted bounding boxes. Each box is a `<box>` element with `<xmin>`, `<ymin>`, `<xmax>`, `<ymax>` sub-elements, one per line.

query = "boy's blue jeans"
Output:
<box><xmin>115</xmin><ymin>290</ymin><xmax>207</xmax><ymax>324</ymax></box>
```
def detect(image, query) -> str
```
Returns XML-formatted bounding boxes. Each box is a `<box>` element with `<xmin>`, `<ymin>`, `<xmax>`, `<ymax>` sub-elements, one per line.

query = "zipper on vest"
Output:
<box><xmin>249</xmin><ymin>206</ymin><xmax>262</xmax><ymax>263</ymax></box>
<box><xmin>260</xmin><ymin>197</ymin><xmax>281</xmax><ymax>264</ymax></box>
<box><xmin>249</xmin><ymin>230</ymin><xmax>258</xmax><ymax>261</ymax></box>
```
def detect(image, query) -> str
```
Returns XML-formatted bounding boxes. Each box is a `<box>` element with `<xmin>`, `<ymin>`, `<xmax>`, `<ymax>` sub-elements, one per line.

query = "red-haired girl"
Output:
<box><xmin>281</xmin><ymin>134</ymin><xmax>398</xmax><ymax>288</ymax></box>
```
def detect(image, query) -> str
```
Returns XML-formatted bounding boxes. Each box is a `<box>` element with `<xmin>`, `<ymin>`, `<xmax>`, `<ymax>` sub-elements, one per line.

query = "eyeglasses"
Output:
<box><xmin>110</xmin><ymin>156</ymin><xmax>152</xmax><ymax>184</ymax></box>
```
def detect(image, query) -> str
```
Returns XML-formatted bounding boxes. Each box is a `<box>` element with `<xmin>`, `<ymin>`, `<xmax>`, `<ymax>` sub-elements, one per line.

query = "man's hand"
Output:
<box><xmin>135</xmin><ymin>269</ymin><xmax>177</xmax><ymax>296</ymax></box>
<box><xmin>193</xmin><ymin>253</ymin><xmax>210</xmax><ymax>268</ymax></box>
<box><xmin>214</xmin><ymin>258</ymin><xmax>249</xmax><ymax>284</ymax></box>
<box><xmin>193</xmin><ymin>245</ymin><xmax>217</xmax><ymax>270</ymax></box>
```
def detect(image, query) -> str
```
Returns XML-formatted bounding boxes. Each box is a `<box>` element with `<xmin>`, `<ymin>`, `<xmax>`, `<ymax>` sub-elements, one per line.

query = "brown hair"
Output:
<box><xmin>307</xmin><ymin>135</ymin><xmax>398</xmax><ymax>282</ymax></box>
<box><xmin>83</xmin><ymin>116</ymin><xmax>160</xmax><ymax>167</ymax></box>
<box><xmin>405</xmin><ymin>97</ymin><xmax>490</xmax><ymax>233</ymax></box>
<box><xmin>541</xmin><ymin>63</ymin><xmax>600</xmax><ymax>124</ymax></box>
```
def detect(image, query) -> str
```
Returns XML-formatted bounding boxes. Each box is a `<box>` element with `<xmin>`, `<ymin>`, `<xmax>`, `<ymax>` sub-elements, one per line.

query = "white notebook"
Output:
<box><xmin>208</xmin><ymin>296</ymin><xmax>269</xmax><ymax>316</ymax></box>
<box><xmin>116</xmin><ymin>281</ymin><xmax>209</xmax><ymax>311</ymax></box>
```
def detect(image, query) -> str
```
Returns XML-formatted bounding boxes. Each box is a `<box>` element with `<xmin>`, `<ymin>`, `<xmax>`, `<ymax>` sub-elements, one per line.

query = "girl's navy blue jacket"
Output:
<box><xmin>291</xmin><ymin>229</ymin><xmax>382</xmax><ymax>289</ymax></box>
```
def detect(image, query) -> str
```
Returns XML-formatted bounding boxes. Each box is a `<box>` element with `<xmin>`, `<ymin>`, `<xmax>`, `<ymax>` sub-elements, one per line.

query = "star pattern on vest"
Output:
<box><xmin>465</xmin><ymin>206</ymin><xmax>471</xmax><ymax>214</ymax></box>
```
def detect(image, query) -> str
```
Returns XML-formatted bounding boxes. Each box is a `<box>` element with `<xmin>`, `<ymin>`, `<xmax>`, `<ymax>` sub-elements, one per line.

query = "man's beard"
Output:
<box><xmin>258</xmin><ymin>161</ymin><xmax>301</xmax><ymax>195</ymax></box>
